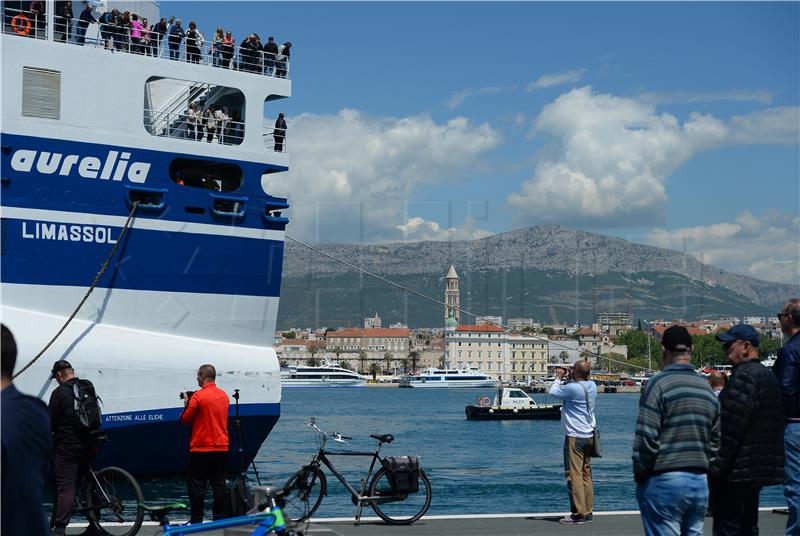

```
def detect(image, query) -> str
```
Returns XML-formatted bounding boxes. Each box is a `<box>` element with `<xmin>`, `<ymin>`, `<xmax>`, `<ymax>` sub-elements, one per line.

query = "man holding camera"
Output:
<box><xmin>549</xmin><ymin>359</ymin><xmax>597</xmax><ymax>525</ymax></box>
<box><xmin>180</xmin><ymin>364</ymin><xmax>230</xmax><ymax>523</ymax></box>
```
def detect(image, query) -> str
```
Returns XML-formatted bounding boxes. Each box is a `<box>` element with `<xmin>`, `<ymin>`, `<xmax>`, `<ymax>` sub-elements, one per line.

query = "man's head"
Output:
<box><xmin>708</xmin><ymin>370</ymin><xmax>726</xmax><ymax>391</ymax></box>
<box><xmin>661</xmin><ymin>325</ymin><xmax>693</xmax><ymax>364</ymax></box>
<box><xmin>778</xmin><ymin>299</ymin><xmax>800</xmax><ymax>337</ymax></box>
<box><xmin>51</xmin><ymin>359</ymin><xmax>75</xmax><ymax>385</ymax></box>
<box><xmin>196</xmin><ymin>364</ymin><xmax>216</xmax><ymax>387</ymax></box>
<box><xmin>160</xmin><ymin>17</ymin><xmax>166</xmax><ymax>24</ymax></box>
<box><xmin>572</xmin><ymin>360</ymin><xmax>590</xmax><ymax>380</ymax></box>
<box><xmin>716</xmin><ymin>324</ymin><xmax>760</xmax><ymax>365</ymax></box>
<box><xmin>1</xmin><ymin>324</ymin><xmax>17</xmax><ymax>387</ymax></box>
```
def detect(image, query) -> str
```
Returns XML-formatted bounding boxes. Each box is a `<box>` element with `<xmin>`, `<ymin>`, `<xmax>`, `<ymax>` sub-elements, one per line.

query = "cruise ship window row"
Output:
<box><xmin>3</xmin><ymin>8</ymin><xmax>292</xmax><ymax>80</ymax></box>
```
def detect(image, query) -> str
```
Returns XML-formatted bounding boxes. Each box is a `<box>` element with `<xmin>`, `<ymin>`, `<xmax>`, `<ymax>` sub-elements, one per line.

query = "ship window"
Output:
<box><xmin>144</xmin><ymin>77</ymin><xmax>245</xmax><ymax>144</ymax></box>
<box><xmin>22</xmin><ymin>67</ymin><xmax>61</xmax><ymax>120</ymax></box>
<box><xmin>170</xmin><ymin>158</ymin><xmax>243</xmax><ymax>192</ymax></box>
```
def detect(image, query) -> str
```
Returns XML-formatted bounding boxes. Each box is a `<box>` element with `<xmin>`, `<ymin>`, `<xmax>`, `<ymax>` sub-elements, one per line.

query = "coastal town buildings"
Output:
<box><xmin>445</xmin><ymin>324</ymin><xmax>507</xmax><ymax>380</ymax></box>
<box><xmin>505</xmin><ymin>334</ymin><xmax>548</xmax><ymax>383</ymax></box>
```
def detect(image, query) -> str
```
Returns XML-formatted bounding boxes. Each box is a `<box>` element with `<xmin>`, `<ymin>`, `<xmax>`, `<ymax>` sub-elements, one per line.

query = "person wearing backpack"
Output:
<box><xmin>48</xmin><ymin>359</ymin><xmax>103</xmax><ymax>536</ymax></box>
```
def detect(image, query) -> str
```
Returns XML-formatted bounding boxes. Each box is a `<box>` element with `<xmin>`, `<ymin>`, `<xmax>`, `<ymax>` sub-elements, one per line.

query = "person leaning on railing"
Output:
<box><xmin>57</xmin><ymin>1</ymin><xmax>73</xmax><ymax>43</ymax></box>
<box><xmin>221</xmin><ymin>31</ymin><xmax>235</xmax><ymax>68</ymax></box>
<box><xmin>151</xmin><ymin>17</ymin><xmax>167</xmax><ymax>55</ymax></box>
<box><xmin>75</xmin><ymin>4</ymin><xmax>96</xmax><ymax>46</ymax></box>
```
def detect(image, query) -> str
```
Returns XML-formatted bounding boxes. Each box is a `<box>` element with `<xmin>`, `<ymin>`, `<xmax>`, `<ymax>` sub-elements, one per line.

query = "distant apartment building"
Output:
<box><xmin>507</xmin><ymin>318</ymin><xmax>537</xmax><ymax>332</ymax></box>
<box><xmin>596</xmin><ymin>311</ymin><xmax>633</xmax><ymax>327</ymax></box>
<box><xmin>445</xmin><ymin>325</ymin><xmax>507</xmax><ymax>381</ymax></box>
<box><xmin>325</xmin><ymin>328</ymin><xmax>411</xmax><ymax>363</ymax></box>
<box><xmin>476</xmin><ymin>316</ymin><xmax>503</xmax><ymax>326</ymax></box>
<box><xmin>505</xmin><ymin>334</ymin><xmax>548</xmax><ymax>383</ymax></box>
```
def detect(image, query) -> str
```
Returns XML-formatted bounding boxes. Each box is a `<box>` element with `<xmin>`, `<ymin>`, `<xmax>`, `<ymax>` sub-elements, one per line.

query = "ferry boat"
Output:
<box><xmin>281</xmin><ymin>362</ymin><xmax>367</xmax><ymax>388</ymax></box>
<box><xmin>465</xmin><ymin>387</ymin><xmax>562</xmax><ymax>420</ymax></box>
<box><xmin>1</xmin><ymin>3</ymin><xmax>291</xmax><ymax>476</ymax></box>
<box><xmin>399</xmin><ymin>368</ymin><xmax>500</xmax><ymax>388</ymax></box>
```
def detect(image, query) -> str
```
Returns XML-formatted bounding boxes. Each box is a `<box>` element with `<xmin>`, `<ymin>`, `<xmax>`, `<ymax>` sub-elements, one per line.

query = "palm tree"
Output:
<box><xmin>383</xmin><ymin>353</ymin><xmax>392</xmax><ymax>375</ymax></box>
<box><xmin>305</xmin><ymin>354</ymin><xmax>320</xmax><ymax>367</ymax></box>
<box><xmin>408</xmin><ymin>350</ymin><xmax>419</xmax><ymax>374</ymax></box>
<box><xmin>400</xmin><ymin>358</ymin><xmax>409</xmax><ymax>374</ymax></box>
<box><xmin>368</xmin><ymin>362</ymin><xmax>381</xmax><ymax>381</ymax></box>
<box><xmin>338</xmin><ymin>361</ymin><xmax>352</xmax><ymax>371</ymax></box>
<box><xmin>358</xmin><ymin>350</ymin><xmax>367</xmax><ymax>374</ymax></box>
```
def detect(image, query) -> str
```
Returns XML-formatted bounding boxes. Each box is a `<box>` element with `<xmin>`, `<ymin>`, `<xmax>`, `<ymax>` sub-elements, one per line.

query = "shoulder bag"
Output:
<box><xmin>579</xmin><ymin>382</ymin><xmax>602</xmax><ymax>457</ymax></box>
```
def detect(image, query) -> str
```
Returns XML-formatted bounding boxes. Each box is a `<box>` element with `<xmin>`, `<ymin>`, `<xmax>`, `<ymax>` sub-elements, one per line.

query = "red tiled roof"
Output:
<box><xmin>456</xmin><ymin>325</ymin><xmax>505</xmax><ymax>332</ymax></box>
<box><xmin>576</xmin><ymin>328</ymin><xmax>600</xmax><ymax>336</ymax></box>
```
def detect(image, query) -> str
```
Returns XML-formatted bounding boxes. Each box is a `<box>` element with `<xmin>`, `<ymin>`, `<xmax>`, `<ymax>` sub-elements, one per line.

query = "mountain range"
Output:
<box><xmin>276</xmin><ymin>225</ymin><xmax>797</xmax><ymax>329</ymax></box>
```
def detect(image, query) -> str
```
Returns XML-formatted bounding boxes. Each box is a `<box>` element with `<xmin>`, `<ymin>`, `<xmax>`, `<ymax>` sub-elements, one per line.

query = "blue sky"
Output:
<box><xmin>162</xmin><ymin>2</ymin><xmax>799</xmax><ymax>285</ymax></box>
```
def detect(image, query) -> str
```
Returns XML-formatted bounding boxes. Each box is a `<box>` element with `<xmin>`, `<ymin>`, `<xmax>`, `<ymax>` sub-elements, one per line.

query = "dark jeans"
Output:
<box><xmin>710</xmin><ymin>479</ymin><xmax>761</xmax><ymax>536</ymax></box>
<box><xmin>50</xmin><ymin>445</ymin><xmax>92</xmax><ymax>531</ymax></box>
<box><xmin>188</xmin><ymin>451</ymin><xmax>227</xmax><ymax>523</ymax></box>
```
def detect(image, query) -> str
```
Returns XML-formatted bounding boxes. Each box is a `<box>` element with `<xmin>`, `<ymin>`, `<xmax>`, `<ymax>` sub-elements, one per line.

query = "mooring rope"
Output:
<box><xmin>285</xmin><ymin>234</ymin><xmax>650</xmax><ymax>372</ymax></box>
<box><xmin>13</xmin><ymin>201</ymin><xmax>141</xmax><ymax>379</ymax></box>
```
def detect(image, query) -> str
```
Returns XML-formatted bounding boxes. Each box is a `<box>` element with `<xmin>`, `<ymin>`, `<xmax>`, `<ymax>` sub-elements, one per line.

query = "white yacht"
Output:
<box><xmin>399</xmin><ymin>368</ymin><xmax>500</xmax><ymax>388</ymax></box>
<box><xmin>281</xmin><ymin>363</ymin><xmax>367</xmax><ymax>387</ymax></box>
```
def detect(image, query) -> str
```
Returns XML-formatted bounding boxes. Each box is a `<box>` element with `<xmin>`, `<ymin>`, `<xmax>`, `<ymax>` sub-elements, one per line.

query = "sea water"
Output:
<box><xmin>142</xmin><ymin>388</ymin><xmax>784</xmax><ymax>517</ymax></box>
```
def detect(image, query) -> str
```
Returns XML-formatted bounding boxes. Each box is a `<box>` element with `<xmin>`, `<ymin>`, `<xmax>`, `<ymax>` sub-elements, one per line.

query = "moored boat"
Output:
<box><xmin>281</xmin><ymin>362</ymin><xmax>367</xmax><ymax>387</ymax></box>
<box><xmin>465</xmin><ymin>387</ymin><xmax>562</xmax><ymax>420</ymax></box>
<box><xmin>399</xmin><ymin>368</ymin><xmax>500</xmax><ymax>388</ymax></box>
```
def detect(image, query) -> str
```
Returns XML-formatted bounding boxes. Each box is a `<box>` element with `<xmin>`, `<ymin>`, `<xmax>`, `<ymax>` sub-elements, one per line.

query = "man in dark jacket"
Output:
<box><xmin>168</xmin><ymin>19</ymin><xmax>185</xmax><ymax>60</ymax></box>
<box><xmin>274</xmin><ymin>112</ymin><xmax>287</xmax><ymax>152</ymax></box>
<box><xmin>711</xmin><ymin>324</ymin><xmax>784</xmax><ymax>536</ymax></box>
<box><xmin>775</xmin><ymin>298</ymin><xmax>800</xmax><ymax>534</ymax></box>
<box><xmin>1</xmin><ymin>325</ymin><xmax>52</xmax><ymax>536</ymax></box>
<box><xmin>75</xmin><ymin>4</ymin><xmax>96</xmax><ymax>46</ymax></box>
<box><xmin>263</xmin><ymin>36</ymin><xmax>279</xmax><ymax>75</ymax></box>
<box><xmin>151</xmin><ymin>17</ymin><xmax>168</xmax><ymax>55</ymax></box>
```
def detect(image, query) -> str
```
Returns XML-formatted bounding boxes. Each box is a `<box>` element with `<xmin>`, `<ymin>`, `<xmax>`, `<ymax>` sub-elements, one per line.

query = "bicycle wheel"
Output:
<box><xmin>281</xmin><ymin>465</ymin><xmax>326</xmax><ymax>523</ymax></box>
<box><xmin>368</xmin><ymin>468</ymin><xmax>431</xmax><ymax>525</ymax></box>
<box><xmin>85</xmin><ymin>466</ymin><xmax>144</xmax><ymax>536</ymax></box>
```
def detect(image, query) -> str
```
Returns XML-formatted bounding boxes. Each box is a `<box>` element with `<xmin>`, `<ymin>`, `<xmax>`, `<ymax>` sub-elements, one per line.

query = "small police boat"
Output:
<box><xmin>465</xmin><ymin>387</ymin><xmax>562</xmax><ymax>420</ymax></box>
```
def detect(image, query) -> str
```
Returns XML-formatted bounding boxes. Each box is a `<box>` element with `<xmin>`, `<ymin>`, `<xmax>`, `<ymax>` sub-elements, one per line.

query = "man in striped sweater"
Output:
<box><xmin>632</xmin><ymin>325</ymin><xmax>720</xmax><ymax>536</ymax></box>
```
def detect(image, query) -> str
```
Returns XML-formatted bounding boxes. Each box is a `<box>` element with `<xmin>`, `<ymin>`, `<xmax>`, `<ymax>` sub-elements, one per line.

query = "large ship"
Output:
<box><xmin>1</xmin><ymin>2</ymin><xmax>290</xmax><ymax>476</ymax></box>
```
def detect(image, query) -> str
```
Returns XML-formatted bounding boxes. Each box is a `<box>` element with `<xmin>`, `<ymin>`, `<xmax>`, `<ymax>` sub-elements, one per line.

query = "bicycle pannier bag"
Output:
<box><xmin>72</xmin><ymin>379</ymin><xmax>103</xmax><ymax>431</ymax></box>
<box><xmin>227</xmin><ymin>476</ymin><xmax>254</xmax><ymax>516</ymax></box>
<box><xmin>382</xmin><ymin>456</ymin><xmax>420</xmax><ymax>494</ymax></box>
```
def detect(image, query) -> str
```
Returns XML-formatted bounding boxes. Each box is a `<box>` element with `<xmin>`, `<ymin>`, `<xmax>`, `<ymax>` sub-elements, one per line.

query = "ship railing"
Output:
<box><xmin>144</xmin><ymin>108</ymin><xmax>247</xmax><ymax>145</ymax></box>
<box><xmin>262</xmin><ymin>128</ymin><xmax>288</xmax><ymax>153</ymax></box>
<box><xmin>1</xmin><ymin>9</ymin><xmax>291</xmax><ymax>80</ymax></box>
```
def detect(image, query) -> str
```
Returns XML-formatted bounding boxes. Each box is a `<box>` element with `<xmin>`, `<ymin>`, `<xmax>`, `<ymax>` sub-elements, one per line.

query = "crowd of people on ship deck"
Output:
<box><xmin>4</xmin><ymin>2</ymin><xmax>292</xmax><ymax>77</ymax></box>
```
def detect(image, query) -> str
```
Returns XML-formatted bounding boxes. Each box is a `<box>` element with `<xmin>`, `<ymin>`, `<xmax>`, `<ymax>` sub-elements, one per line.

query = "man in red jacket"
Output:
<box><xmin>180</xmin><ymin>364</ymin><xmax>230</xmax><ymax>523</ymax></box>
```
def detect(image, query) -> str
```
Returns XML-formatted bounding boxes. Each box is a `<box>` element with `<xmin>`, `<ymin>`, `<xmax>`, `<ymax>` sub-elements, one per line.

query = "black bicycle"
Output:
<box><xmin>281</xmin><ymin>418</ymin><xmax>431</xmax><ymax>525</ymax></box>
<box><xmin>76</xmin><ymin>465</ymin><xmax>145</xmax><ymax>536</ymax></box>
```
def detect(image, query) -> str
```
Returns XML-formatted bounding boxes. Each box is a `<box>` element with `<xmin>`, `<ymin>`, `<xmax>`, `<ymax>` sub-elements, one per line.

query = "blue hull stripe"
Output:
<box><xmin>1</xmin><ymin>133</ymin><xmax>288</xmax><ymax>232</ymax></box>
<box><xmin>0</xmin><ymin>217</ymin><xmax>284</xmax><ymax>296</ymax></box>
<box><xmin>96</xmin><ymin>403</ymin><xmax>280</xmax><ymax>477</ymax></box>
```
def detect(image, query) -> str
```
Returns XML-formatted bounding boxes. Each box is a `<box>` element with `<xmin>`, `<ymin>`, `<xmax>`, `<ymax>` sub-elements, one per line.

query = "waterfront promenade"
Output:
<box><xmin>65</xmin><ymin>509</ymin><xmax>788</xmax><ymax>535</ymax></box>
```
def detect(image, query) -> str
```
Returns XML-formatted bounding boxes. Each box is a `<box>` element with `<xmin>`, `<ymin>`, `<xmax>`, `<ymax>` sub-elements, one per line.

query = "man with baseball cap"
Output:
<box><xmin>633</xmin><ymin>325</ymin><xmax>720</xmax><ymax>536</ymax></box>
<box><xmin>48</xmin><ymin>359</ymin><xmax>99</xmax><ymax>535</ymax></box>
<box><xmin>710</xmin><ymin>324</ymin><xmax>784</xmax><ymax>536</ymax></box>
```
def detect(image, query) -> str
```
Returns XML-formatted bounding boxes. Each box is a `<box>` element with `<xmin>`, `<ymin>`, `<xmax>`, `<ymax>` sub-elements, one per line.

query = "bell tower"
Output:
<box><xmin>444</xmin><ymin>265</ymin><xmax>460</xmax><ymax>324</ymax></box>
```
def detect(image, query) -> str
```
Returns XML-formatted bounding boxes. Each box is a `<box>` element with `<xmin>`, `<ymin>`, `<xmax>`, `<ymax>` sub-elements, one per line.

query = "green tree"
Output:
<box><xmin>541</xmin><ymin>327</ymin><xmax>556</xmax><ymax>336</ymax></box>
<box><xmin>358</xmin><ymin>350</ymin><xmax>367</xmax><ymax>374</ymax></box>
<box><xmin>408</xmin><ymin>350</ymin><xmax>419</xmax><ymax>374</ymax></box>
<box><xmin>368</xmin><ymin>362</ymin><xmax>381</xmax><ymax>381</ymax></box>
<box><xmin>305</xmin><ymin>354</ymin><xmax>320</xmax><ymax>367</ymax></box>
<box><xmin>759</xmin><ymin>334</ymin><xmax>782</xmax><ymax>358</ymax></box>
<box><xmin>282</xmin><ymin>331</ymin><xmax>296</xmax><ymax>339</ymax></box>
<box><xmin>400</xmin><ymin>358</ymin><xmax>409</xmax><ymax>373</ymax></box>
<box><xmin>616</xmin><ymin>330</ymin><xmax>648</xmax><ymax>361</ymax></box>
<box><xmin>691</xmin><ymin>333</ymin><xmax>726</xmax><ymax>367</ymax></box>
<box><xmin>384</xmin><ymin>352</ymin><xmax>393</xmax><ymax>374</ymax></box>
<box><xmin>338</xmin><ymin>361</ymin><xmax>352</xmax><ymax>371</ymax></box>
<box><xmin>279</xmin><ymin>359</ymin><xmax>288</xmax><ymax>368</ymax></box>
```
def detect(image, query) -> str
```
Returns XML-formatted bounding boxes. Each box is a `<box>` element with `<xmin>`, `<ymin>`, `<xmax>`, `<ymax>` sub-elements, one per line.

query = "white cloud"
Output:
<box><xmin>645</xmin><ymin>211</ymin><xmax>800</xmax><ymax>285</ymax></box>
<box><xmin>639</xmin><ymin>89</ymin><xmax>775</xmax><ymax>105</ymax></box>
<box><xmin>507</xmin><ymin>86</ymin><xmax>799</xmax><ymax>227</ymax></box>
<box><xmin>445</xmin><ymin>86</ymin><xmax>516</xmax><ymax>109</ymax></box>
<box><xmin>525</xmin><ymin>69</ymin><xmax>585</xmax><ymax>92</ymax></box>
<box><xmin>396</xmin><ymin>216</ymin><xmax>493</xmax><ymax>242</ymax></box>
<box><xmin>263</xmin><ymin>109</ymin><xmax>501</xmax><ymax>243</ymax></box>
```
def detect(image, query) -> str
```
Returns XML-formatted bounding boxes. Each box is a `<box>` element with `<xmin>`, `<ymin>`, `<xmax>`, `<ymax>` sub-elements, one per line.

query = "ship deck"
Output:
<box><xmin>66</xmin><ymin>508</ymin><xmax>788</xmax><ymax>535</ymax></box>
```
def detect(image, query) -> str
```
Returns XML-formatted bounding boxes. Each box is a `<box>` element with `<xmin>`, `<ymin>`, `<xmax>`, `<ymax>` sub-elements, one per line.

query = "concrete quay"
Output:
<box><xmin>66</xmin><ymin>508</ymin><xmax>789</xmax><ymax>535</ymax></box>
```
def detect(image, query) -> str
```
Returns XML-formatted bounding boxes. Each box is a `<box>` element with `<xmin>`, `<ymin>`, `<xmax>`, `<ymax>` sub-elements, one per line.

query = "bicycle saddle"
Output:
<box><xmin>370</xmin><ymin>434</ymin><xmax>394</xmax><ymax>444</ymax></box>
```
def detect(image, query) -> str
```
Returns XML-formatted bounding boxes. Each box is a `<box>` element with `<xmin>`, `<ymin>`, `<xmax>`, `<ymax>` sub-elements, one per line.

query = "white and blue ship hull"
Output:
<box><xmin>1</xmin><ymin>23</ymin><xmax>292</xmax><ymax>476</ymax></box>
